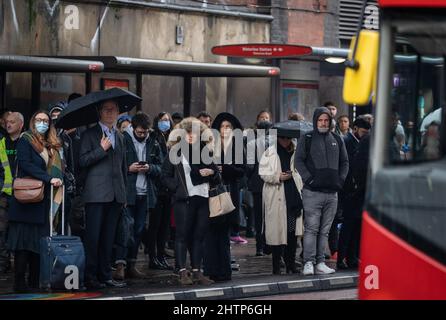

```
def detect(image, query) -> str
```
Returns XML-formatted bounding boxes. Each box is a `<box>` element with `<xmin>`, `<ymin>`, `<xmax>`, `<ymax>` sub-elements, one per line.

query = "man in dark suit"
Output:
<box><xmin>79</xmin><ymin>100</ymin><xmax>127</xmax><ymax>289</ymax></box>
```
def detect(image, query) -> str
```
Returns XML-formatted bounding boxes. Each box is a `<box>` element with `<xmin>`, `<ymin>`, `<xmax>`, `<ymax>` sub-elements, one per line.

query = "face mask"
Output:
<box><xmin>36</xmin><ymin>122</ymin><xmax>49</xmax><ymax>134</ymax></box>
<box><xmin>158</xmin><ymin>120</ymin><xmax>171</xmax><ymax>132</ymax></box>
<box><xmin>257</xmin><ymin>120</ymin><xmax>272</xmax><ymax>130</ymax></box>
<box><xmin>134</xmin><ymin>132</ymin><xmax>146</xmax><ymax>143</ymax></box>
<box><xmin>318</xmin><ymin>127</ymin><xmax>329</xmax><ymax>134</ymax></box>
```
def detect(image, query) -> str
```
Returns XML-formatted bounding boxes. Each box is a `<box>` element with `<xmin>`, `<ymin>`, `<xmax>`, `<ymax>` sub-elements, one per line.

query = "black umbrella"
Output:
<box><xmin>55</xmin><ymin>87</ymin><xmax>141</xmax><ymax>129</ymax></box>
<box><xmin>272</xmin><ymin>120</ymin><xmax>313</xmax><ymax>139</ymax></box>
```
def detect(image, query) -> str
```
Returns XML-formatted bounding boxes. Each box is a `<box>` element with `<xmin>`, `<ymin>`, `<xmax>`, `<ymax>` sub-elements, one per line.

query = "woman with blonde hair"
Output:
<box><xmin>7</xmin><ymin>110</ymin><xmax>64</xmax><ymax>292</ymax></box>
<box><xmin>162</xmin><ymin>117</ymin><xmax>218</xmax><ymax>285</ymax></box>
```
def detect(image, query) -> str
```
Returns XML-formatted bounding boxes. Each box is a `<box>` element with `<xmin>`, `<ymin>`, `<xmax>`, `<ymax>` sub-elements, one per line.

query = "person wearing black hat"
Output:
<box><xmin>171</xmin><ymin>112</ymin><xmax>183</xmax><ymax>126</ymax></box>
<box><xmin>203</xmin><ymin>112</ymin><xmax>245</xmax><ymax>282</ymax></box>
<box><xmin>337</xmin><ymin>117</ymin><xmax>371</xmax><ymax>270</ymax></box>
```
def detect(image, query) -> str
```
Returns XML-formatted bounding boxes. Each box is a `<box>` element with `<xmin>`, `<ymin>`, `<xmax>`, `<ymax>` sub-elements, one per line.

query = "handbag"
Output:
<box><xmin>13</xmin><ymin>177</ymin><xmax>45</xmax><ymax>203</ymax></box>
<box><xmin>13</xmin><ymin>162</ymin><xmax>45</xmax><ymax>204</ymax></box>
<box><xmin>209</xmin><ymin>183</ymin><xmax>235</xmax><ymax>218</ymax></box>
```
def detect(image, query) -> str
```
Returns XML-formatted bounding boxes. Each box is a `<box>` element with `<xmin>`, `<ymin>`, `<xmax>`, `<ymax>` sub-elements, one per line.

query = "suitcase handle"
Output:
<box><xmin>50</xmin><ymin>184</ymin><xmax>65</xmax><ymax>237</ymax></box>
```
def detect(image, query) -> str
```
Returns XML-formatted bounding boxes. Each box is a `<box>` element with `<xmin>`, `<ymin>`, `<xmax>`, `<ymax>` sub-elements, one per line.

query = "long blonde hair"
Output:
<box><xmin>28</xmin><ymin>110</ymin><xmax>62</xmax><ymax>156</ymax></box>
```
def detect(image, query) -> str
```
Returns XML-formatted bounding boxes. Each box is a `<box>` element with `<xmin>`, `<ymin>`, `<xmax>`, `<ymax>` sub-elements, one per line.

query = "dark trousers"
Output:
<box><xmin>174</xmin><ymin>196</ymin><xmax>209</xmax><ymax>270</ymax></box>
<box><xmin>338</xmin><ymin>217</ymin><xmax>362</xmax><ymax>265</ymax></box>
<box><xmin>203</xmin><ymin>219</ymin><xmax>231</xmax><ymax>279</ymax></box>
<box><xmin>0</xmin><ymin>194</ymin><xmax>10</xmax><ymax>272</ymax></box>
<box><xmin>271</xmin><ymin>232</ymin><xmax>297</xmax><ymax>272</ymax></box>
<box><xmin>253</xmin><ymin>192</ymin><xmax>265</xmax><ymax>252</ymax></box>
<box><xmin>84</xmin><ymin>201</ymin><xmax>122</xmax><ymax>283</ymax></box>
<box><xmin>148</xmin><ymin>195</ymin><xmax>170</xmax><ymax>259</ymax></box>
<box><xmin>115</xmin><ymin>196</ymin><xmax>147</xmax><ymax>264</ymax></box>
<box><xmin>14</xmin><ymin>250</ymin><xmax>39</xmax><ymax>289</ymax></box>
<box><xmin>328</xmin><ymin>217</ymin><xmax>341</xmax><ymax>255</ymax></box>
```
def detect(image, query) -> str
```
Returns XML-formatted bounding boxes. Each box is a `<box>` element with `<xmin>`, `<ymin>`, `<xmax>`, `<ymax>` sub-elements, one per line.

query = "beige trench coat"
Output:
<box><xmin>259</xmin><ymin>144</ymin><xmax>303</xmax><ymax>246</ymax></box>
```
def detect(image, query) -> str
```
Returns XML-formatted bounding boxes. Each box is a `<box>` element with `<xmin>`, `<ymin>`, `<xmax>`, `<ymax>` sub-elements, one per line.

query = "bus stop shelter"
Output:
<box><xmin>0</xmin><ymin>55</ymin><xmax>280</xmax><ymax>117</ymax></box>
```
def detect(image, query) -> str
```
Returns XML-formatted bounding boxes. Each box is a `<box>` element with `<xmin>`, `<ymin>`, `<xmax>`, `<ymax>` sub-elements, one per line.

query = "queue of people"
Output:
<box><xmin>0</xmin><ymin>96</ymin><xmax>377</xmax><ymax>293</ymax></box>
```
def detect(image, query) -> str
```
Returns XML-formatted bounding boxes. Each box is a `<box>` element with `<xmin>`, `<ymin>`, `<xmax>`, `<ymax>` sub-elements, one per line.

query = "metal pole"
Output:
<box><xmin>31</xmin><ymin>72</ymin><xmax>41</xmax><ymax>112</ymax></box>
<box><xmin>85</xmin><ymin>72</ymin><xmax>92</xmax><ymax>94</ymax></box>
<box><xmin>184</xmin><ymin>76</ymin><xmax>192</xmax><ymax>117</ymax></box>
<box><xmin>136</xmin><ymin>72</ymin><xmax>142</xmax><ymax>112</ymax></box>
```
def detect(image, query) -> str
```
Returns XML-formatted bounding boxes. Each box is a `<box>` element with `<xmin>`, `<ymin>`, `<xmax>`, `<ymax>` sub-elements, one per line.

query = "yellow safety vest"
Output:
<box><xmin>0</xmin><ymin>137</ymin><xmax>13</xmax><ymax>196</ymax></box>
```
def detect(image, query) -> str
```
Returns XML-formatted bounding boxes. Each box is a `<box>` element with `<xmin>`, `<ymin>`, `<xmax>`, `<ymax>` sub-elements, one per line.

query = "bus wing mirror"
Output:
<box><xmin>343</xmin><ymin>30</ymin><xmax>380</xmax><ymax>105</ymax></box>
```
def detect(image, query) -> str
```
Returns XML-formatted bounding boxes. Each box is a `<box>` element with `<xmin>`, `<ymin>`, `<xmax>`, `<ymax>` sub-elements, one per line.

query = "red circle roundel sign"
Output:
<box><xmin>212</xmin><ymin>44</ymin><xmax>313</xmax><ymax>58</ymax></box>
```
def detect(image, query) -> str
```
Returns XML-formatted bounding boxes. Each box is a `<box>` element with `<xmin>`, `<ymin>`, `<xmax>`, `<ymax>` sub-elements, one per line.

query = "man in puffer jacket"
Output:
<box><xmin>295</xmin><ymin>107</ymin><xmax>349</xmax><ymax>275</ymax></box>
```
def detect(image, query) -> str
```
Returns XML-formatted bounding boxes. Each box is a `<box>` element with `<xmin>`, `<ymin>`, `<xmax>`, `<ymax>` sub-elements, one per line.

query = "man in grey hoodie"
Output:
<box><xmin>295</xmin><ymin>107</ymin><xmax>349</xmax><ymax>275</ymax></box>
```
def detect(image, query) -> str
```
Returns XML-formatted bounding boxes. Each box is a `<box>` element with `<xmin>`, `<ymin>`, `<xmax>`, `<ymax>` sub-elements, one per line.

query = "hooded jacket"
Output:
<box><xmin>295</xmin><ymin>107</ymin><xmax>349</xmax><ymax>193</ymax></box>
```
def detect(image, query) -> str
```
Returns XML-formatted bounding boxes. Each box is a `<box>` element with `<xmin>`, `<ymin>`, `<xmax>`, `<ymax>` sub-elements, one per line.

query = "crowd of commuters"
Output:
<box><xmin>0</xmin><ymin>95</ymin><xmax>388</xmax><ymax>292</ymax></box>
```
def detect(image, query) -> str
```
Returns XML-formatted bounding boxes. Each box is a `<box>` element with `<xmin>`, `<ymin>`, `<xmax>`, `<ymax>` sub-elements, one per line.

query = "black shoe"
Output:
<box><xmin>231</xmin><ymin>263</ymin><xmax>240</xmax><ymax>271</ymax></box>
<box><xmin>85</xmin><ymin>280</ymin><xmax>106</xmax><ymax>290</ymax></box>
<box><xmin>103</xmin><ymin>279</ymin><xmax>127</xmax><ymax>288</ymax></box>
<box><xmin>272</xmin><ymin>268</ymin><xmax>282</xmax><ymax>275</ymax></box>
<box><xmin>209</xmin><ymin>275</ymin><xmax>231</xmax><ymax>282</ymax></box>
<box><xmin>246</xmin><ymin>230</ymin><xmax>255</xmax><ymax>238</ymax></box>
<box><xmin>256</xmin><ymin>250</ymin><xmax>265</xmax><ymax>257</ymax></box>
<box><xmin>336</xmin><ymin>259</ymin><xmax>350</xmax><ymax>270</ymax></box>
<box><xmin>157</xmin><ymin>256</ymin><xmax>174</xmax><ymax>270</ymax></box>
<box><xmin>148</xmin><ymin>257</ymin><xmax>165</xmax><ymax>270</ymax></box>
<box><xmin>286</xmin><ymin>266</ymin><xmax>299</xmax><ymax>274</ymax></box>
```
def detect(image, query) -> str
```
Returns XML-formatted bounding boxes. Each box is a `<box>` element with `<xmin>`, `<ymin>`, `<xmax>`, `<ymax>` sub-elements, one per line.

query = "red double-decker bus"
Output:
<box><xmin>344</xmin><ymin>0</ymin><xmax>446</xmax><ymax>300</ymax></box>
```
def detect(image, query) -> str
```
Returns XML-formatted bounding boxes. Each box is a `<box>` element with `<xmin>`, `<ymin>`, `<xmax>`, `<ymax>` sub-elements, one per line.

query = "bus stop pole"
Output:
<box><xmin>184</xmin><ymin>76</ymin><xmax>192</xmax><ymax>117</ymax></box>
<box><xmin>0</xmin><ymin>71</ymin><xmax>5</xmax><ymax>110</ymax></box>
<box><xmin>136</xmin><ymin>72</ymin><xmax>142</xmax><ymax>112</ymax></box>
<box><xmin>31</xmin><ymin>72</ymin><xmax>41</xmax><ymax>113</ymax></box>
<box><xmin>85</xmin><ymin>72</ymin><xmax>92</xmax><ymax>94</ymax></box>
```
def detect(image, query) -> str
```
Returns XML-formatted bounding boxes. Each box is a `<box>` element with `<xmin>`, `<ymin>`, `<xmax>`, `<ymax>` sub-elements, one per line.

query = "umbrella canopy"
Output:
<box><xmin>272</xmin><ymin>120</ymin><xmax>313</xmax><ymax>139</ymax></box>
<box><xmin>55</xmin><ymin>87</ymin><xmax>141</xmax><ymax>129</ymax></box>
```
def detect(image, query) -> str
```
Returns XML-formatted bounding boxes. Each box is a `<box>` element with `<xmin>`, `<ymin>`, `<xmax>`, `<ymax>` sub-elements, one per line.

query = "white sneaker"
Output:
<box><xmin>302</xmin><ymin>262</ymin><xmax>314</xmax><ymax>275</ymax></box>
<box><xmin>315</xmin><ymin>262</ymin><xmax>336</xmax><ymax>274</ymax></box>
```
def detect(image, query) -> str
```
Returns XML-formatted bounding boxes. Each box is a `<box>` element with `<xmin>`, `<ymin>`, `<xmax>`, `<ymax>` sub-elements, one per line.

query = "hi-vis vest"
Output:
<box><xmin>0</xmin><ymin>137</ymin><xmax>13</xmax><ymax>195</ymax></box>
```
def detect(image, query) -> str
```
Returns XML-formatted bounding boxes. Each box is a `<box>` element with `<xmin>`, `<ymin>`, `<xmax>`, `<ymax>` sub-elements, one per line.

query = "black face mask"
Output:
<box><xmin>257</xmin><ymin>120</ymin><xmax>272</xmax><ymax>130</ymax></box>
<box><xmin>134</xmin><ymin>132</ymin><xmax>146</xmax><ymax>143</ymax></box>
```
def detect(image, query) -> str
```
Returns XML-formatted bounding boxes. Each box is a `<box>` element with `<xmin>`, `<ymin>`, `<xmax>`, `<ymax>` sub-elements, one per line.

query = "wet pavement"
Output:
<box><xmin>0</xmin><ymin>234</ymin><xmax>358</xmax><ymax>300</ymax></box>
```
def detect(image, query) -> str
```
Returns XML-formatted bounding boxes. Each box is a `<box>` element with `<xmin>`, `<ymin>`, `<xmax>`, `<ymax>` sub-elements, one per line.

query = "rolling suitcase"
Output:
<box><xmin>40</xmin><ymin>185</ymin><xmax>85</xmax><ymax>291</ymax></box>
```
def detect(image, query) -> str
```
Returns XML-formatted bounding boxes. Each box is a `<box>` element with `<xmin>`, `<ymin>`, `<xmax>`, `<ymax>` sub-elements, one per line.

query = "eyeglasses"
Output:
<box><xmin>134</xmin><ymin>130</ymin><xmax>148</xmax><ymax>136</ymax></box>
<box><xmin>35</xmin><ymin>118</ymin><xmax>49</xmax><ymax>124</ymax></box>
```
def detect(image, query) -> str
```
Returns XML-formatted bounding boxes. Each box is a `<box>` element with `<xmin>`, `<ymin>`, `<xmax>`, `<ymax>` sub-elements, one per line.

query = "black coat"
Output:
<box><xmin>161</xmin><ymin>147</ymin><xmax>220</xmax><ymax>204</ymax></box>
<box><xmin>8</xmin><ymin>137</ymin><xmax>54</xmax><ymax>225</ymax></box>
<box><xmin>79</xmin><ymin>124</ymin><xmax>127</xmax><ymax>204</ymax></box>
<box><xmin>123</xmin><ymin>131</ymin><xmax>162</xmax><ymax>208</ymax></box>
<box><xmin>343</xmin><ymin>133</ymin><xmax>370</xmax><ymax>219</ymax></box>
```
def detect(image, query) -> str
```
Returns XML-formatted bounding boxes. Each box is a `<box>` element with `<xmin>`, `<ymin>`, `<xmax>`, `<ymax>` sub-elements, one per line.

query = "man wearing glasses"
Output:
<box><xmin>113</xmin><ymin>113</ymin><xmax>162</xmax><ymax>281</ymax></box>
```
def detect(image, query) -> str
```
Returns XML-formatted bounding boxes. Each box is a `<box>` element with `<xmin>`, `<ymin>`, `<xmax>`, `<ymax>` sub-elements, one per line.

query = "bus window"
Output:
<box><xmin>388</xmin><ymin>17</ymin><xmax>445</xmax><ymax>164</ymax></box>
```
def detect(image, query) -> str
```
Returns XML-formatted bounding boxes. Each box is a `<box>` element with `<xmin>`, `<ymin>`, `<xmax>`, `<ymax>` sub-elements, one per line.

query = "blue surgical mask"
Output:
<box><xmin>36</xmin><ymin>122</ymin><xmax>49</xmax><ymax>134</ymax></box>
<box><xmin>158</xmin><ymin>120</ymin><xmax>171</xmax><ymax>132</ymax></box>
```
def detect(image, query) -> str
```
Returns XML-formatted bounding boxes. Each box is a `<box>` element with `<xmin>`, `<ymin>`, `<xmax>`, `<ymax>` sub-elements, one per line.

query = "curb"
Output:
<box><xmin>95</xmin><ymin>273</ymin><xmax>358</xmax><ymax>300</ymax></box>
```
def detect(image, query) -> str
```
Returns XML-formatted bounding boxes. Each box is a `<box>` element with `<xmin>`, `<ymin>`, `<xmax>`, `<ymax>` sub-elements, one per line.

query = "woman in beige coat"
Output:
<box><xmin>259</xmin><ymin>134</ymin><xmax>303</xmax><ymax>274</ymax></box>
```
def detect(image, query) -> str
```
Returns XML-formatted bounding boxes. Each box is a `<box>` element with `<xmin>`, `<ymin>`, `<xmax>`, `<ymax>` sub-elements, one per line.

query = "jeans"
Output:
<box><xmin>174</xmin><ymin>196</ymin><xmax>209</xmax><ymax>270</ymax></box>
<box><xmin>302</xmin><ymin>189</ymin><xmax>338</xmax><ymax>264</ymax></box>
<box><xmin>115</xmin><ymin>196</ymin><xmax>148</xmax><ymax>264</ymax></box>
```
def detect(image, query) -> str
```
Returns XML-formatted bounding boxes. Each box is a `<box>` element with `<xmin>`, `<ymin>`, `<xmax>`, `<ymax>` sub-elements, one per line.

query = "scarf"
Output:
<box><xmin>22</xmin><ymin>132</ymin><xmax>64</xmax><ymax>227</ymax></box>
